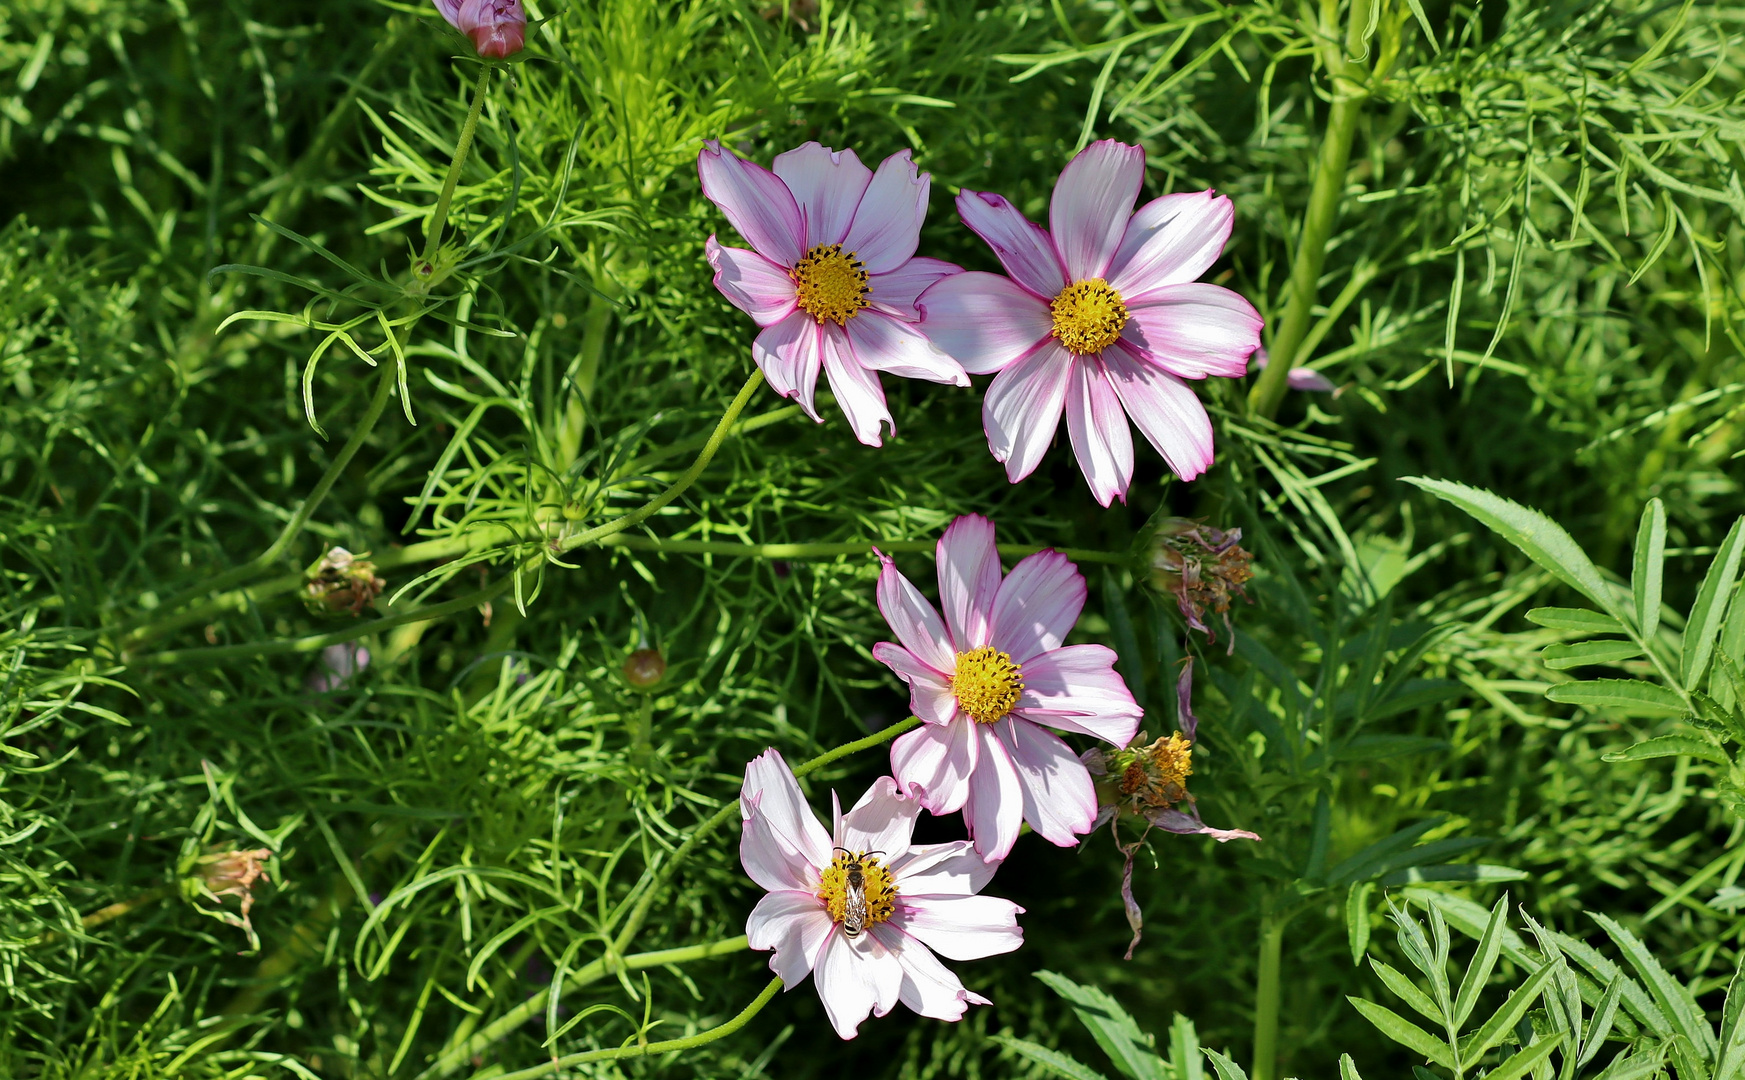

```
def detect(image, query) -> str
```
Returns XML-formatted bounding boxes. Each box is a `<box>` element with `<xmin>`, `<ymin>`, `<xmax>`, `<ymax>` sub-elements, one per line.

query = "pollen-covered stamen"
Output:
<box><xmin>952</xmin><ymin>646</ymin><xmax>1024</xmax><ymax>725</ymax></box>
<box><xmin>1050</xmin><ymin>277</ymin><xmax>1129</xmax><ymax>354</ymax></box>
<box><xmin>1117</xmin><ymin>732</ymin><xmax>1194</xmax><ymax>810</ymax></box>
<box><xmin>816</xmin><ymin>851</ymin><xmax>897</xmax><ymax>927</ymax></box>
<box><xmin>791</xmin><ymin>243</ymin><xmax>870</xmax><ymax>324</ymax></box>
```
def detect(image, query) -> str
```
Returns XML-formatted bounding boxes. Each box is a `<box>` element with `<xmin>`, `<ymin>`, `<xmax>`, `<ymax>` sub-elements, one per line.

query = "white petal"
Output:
<box><xmin>867</xmin><ymin>257</ymin><xmax>962</xmax><ymax>321</ymax></box>
<box><xmin>821</xmin><ymin>323</ymin><xmax>892</xmax><ymax>447</ymax></box>
<box><xmin>837</xmin><ymin>775</ymin><xmax>919</xmax><ymax>859</ymax></box>
<box><xmin>955</xmin><ymin>188</ymin><xmax>1067</xmax><ymax>298</ymax></box>
<box><xmin>890</xmin><ymin>716</ymin><xmax>979</xmax><ymax>816</ymax></box>
<box><xmin>893</xmin><ymin>895</ymin><xmax>1025</xmax><ymax>960</ymax></box>
<box><xmin>740</xmin><ymin>806</ymin><xmax>818</xmax><ymax>893</ymax></box>
<box><xmin>1120</xmin><ymin>283</ymin><xmax>1262</xmax><ymax>380</ymax></box>
<box><xmin>1065</xmin><ymin>355</ymin><xmax>1135</xmax><ymax>508</ymax></box>
<box><xmin>697</xmin><ymin>140</ymin><xmax>804</xmax><ymax>267</ymax></box>
<box><xmin>1102</xmin><ymin>344</ymin><xmax>1215</xmax><ymax>481</ymax></box>
<box><xmin>752</xmin><ymin>312</ymin><xmax>824</xmax><ymax>422</ymax></box>
<box><xmin>935</xmin><ymin>513</ymin><xmax>1001</xmax><ymax>651</ymax></box>
<box><xmin>747</xmin><ymin>891</ymin><xmax>835</xmax><ymax>987</ymax></box>
<box><xmin>741</xmin><ymin>749</ymin><xmax>832</xmax><ymax>870</ymax></box>
<box><xmin>840</xmin><ymin>149</ymin><xmax>929</xmax><ymax>275</ymax></box>
<box><xmin>771</xmin><ymin>142</ymin><xmax>872</xmax><ymax>248</ymax></box>
<box><xmin>1015</xmin><ymin>644</ymin><xmax>1144</xmax><ymax>745</ymax></box>
<box><xmin>871</xmin><ymin>642</ymin><xmax>957</xmax><ymax>725</ymax></box>
<box><xmin>705</xmin><ymin>236</ymin><xmax>797</xmax><ymax>327</ymax></box>
<box><xmin>915</xmin><ymin>271</ymin><xmax>1054</xmax><ymax>376</ymax></box>
<box><xmin>1106</xmin><ymin>190</ymin><xmax>1235</xmax><ymax>299</ymax></box>
<box><xmin>1049</xmin><ymin>140</ymin><xmax>1145</xmax><ymax>281</ymax></box>
<box><xmin>997</xmin><ymin>718</ymin><xmax>1097</xmax><ymax>848</ymax></box>
<box><xmin>962</xmin><ymin>722</ymin><xmax>1024</xmax><ymax>862</ymax></box>
<box><xmin>982</xmin><ymin>341</ymin><xmax>1072</xmax><ymax>484</ymax></box>
<box><xmin>869</xmin><ymin>923</ymin><xmax>991</xmax><ymax>1021</ymax></box>
<box><xmin>875</xmin><ymin>555</ymin><xmax>957</xmax><ymax>673</ymax></box>
<box><xmin>813</xmin><ymin>928</ymin><xmax>903</xmax><ymax>1039</ymax></box>
<box><xmin>988</xmin><ymin>549</ymin><xmax>1086</xmax><ymax>664</ymax></box>
<box><xmin>889</xmin><ymin>840</ymin><xmax>998</xmax><ymax>897</ymax></box>
<box><xmin>845</xmin><ymin>310</ymin><xmax>969</xmax><ymax>386</ymax></box>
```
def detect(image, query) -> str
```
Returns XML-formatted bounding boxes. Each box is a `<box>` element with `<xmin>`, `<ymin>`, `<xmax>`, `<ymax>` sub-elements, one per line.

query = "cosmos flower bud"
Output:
<box><xmin>179</xmin><ymin>844</ymin><xmax>273</xmax><ymax>952</ymax></box>
<box><xmin>432</xmin><ymin>0</ymin><xmax>526</xmax><ymax>60</ymax></box>
<box><xmin>303</xmin><ymin>547</ymin><xmax>386</xmax><ymax>617</ymax></box>
<box><xmin>622</xmin><ymin>648</ymin><xmax>667</xmax><ymax>688</ymax></box>
<box><xmin>1140</xmin><ymin>518</ymin><xmax>1253</xmax><ymax>651</ymax></box>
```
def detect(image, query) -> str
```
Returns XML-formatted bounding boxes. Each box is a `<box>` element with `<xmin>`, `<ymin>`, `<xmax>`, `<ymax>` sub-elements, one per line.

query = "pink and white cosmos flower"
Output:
<box><xmin>699</xmin><ymin>141</ymin><xmax>969</xmax><ymax>447</ymax></box>
<box><xmin>872</xmin><ymin>515</ymin><xmax>1144</xmax><ymax>862</ymax></box>
<box><xmin>740</xmin><ymin>750</ymin><xmax>1023</xmax><ymax>1040</ymax></box>
<box><xmin>916</xmin><ymin>140</ymin><xmax>1263</xmax><ymax>506</ymax></box>
<box><xmin>430</xmin><ymin>0</ymin><xmax>525</xmax><ymax>59</ymax></box>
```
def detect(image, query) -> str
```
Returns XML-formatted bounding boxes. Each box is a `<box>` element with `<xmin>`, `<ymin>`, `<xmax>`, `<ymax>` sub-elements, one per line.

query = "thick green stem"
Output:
<box><xmin>485</xmin><ymin>976</ymin><xmax>783</xmax><ymax>1080</ymax></box>
<box><xmin>422</xmin><ymin>65</ymin><xmax>494</xmax><ymax>266</ymax></box>
<box><xmin>600</xmin><ymin>536</ymin><xmax>1127</xmax><ymax>565</ymax></box>
<box><xmin>1251</xmin><ymin>909</ymin><xmax>1287</xmax><ymax>1080</ymax></box>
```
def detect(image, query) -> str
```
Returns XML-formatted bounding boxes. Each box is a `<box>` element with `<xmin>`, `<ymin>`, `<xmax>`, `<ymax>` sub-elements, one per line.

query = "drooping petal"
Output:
<box><xmin>982</xmin><ymin>341</ymin><xmax>1072</xmax><ymax>483</ymax></box>
<box><xmin>1120</xmin><ymin>283</ymin><xmax>1262</xmax><ymax>380</ymax></box>
<box><xmin>867</xmin><ymin>924</ymin><xmax>990</xmax><ymax>1021</ymax></box>
<box><xmin>1065</xmin><ymin>357</ymin><xmax>1135</xmax><ymax>508</ymax></box>
<box><xmin>1049</xmin><ymin>140</ymin><xmax>1145</xmax><ymax>281</ymax></box>
<box><xmin>871</xmin><ymin>642</ymin><xmax>957</xmax><ymax>725</ymax></box>
<box><xmin>893</xmin><ymin>895</ymin><xmax>1024</xmax><ymax>961</ymax></box>
<box><xmin>1148</xmin><ymin>806</ymin><xmax>1261</xmax><ymax>843</ymax></box>
<box><xmin>988</xmin><ymin>549</ymin><xmax>1086</xmax><ymax>664</ymax></box>
<box><xmin>698</xmin><ymin>141</ymin><xmax>804</xmax><ymax>267</ymax></box>
<box><xmin>997</xmin><ymin>718</ymin><xmax>1098</xmax><ymax>847</ymax></box>
<box><xmin>962</xmin><ymin>723</ymin><xmax>1024</xmax><ymax>862</ymax></box>
<box><xmin>741</xmin><ymin>749</ymin><xmax>832</xmax><ymax>871</ymax></box>
<box><xmin>752</xmin><ymin>312</ymin><xmax>824</xmax><ymax>422</ymax></box>
<box><xmin>838</xmin><ymin>775</ymin><xmax>920</xmax><ymax>859</ymax></box>
<box><xmin>889</xmin><ymin>840</ymin><xmax>998</xmax><ymax>897</ymax></box>
<box><xmin>1106</xmin><ymin>190</ymin><xmax>1235</xmax><ymax>300</ymax></box>
<box><xmin>890</xmin><ymin>716</ymin><xmax>979</xmax><ymax>815</ymax></box>
<box><xmin>1015</xmin><ymin>644</ymin><xmax>1143</xmax><ymax>745</ymax></box>
<box><xmin>867</xmin><ymin>258</ymin><xmax>963</xmax><ymax>322</ymax></box>
<box><xmin>741</xmin><ymin>805</ymin><xmax>818</xmax><ymax>892</ymax></box>
<box><xmin>813</xmin><ymin>928</ymin><xmax>904</xmax><ymax>1039</ymax></box>
<box><xmin>840</xmin><ymin>150</ymin><xmax>928</xmax><ymax>275</ymax></box>
<box><xmin>875</xmin><ymin>553</ymin><xmax>957</xmax><ymax>674</ymax></box>
<box><xmin>1176</xmin><ymin>656</ymin><xmax>1200</xmax><ymax>741</ymax></box>
<box><xmin>914</xmin><ymin>271</ymin><xmax>1053</xmax><ymax>376</ymax></box>
<box><xmin>844</xmin><ymin>310</ymin><xmax>969</xmax><ymax>386</ymax></box>
<box><xmin>935</xmin><ymin>514</ymin><xmax>1001</xmax><ymax>652</ymax></box>
<box><xmin>954</xmin><ymin>189</ymin><xmax>1067</xmax><ymax>298</ymax></box>
<box><xmin>821</xmin><ymin>324</ymin><xmax>892</xmax><ymax>447</ymax></box>
<box><xmin>747</xmin><ymin>891</ymin><xmax>836</xmax><ymax>987</ymax></box>
<box><xmin>1102</xmin><ymin>345</ymin><xmax>1215</xmax><ymax>481</ymax></box>
<box><xmin>772</xmin><ymin>142</ymin><xmax>873</xmax><ymax>249</ymax></box>
<box><xmin>705</xmin><ymin>236</ymin><xmax>797</xmax><ymax>327</ymax></box>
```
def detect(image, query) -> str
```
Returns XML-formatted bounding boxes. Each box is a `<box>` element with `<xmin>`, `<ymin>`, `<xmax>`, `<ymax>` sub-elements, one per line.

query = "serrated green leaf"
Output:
<box><xmin>1169</xmin><ymin>1015</ymin><xmax>1204</xmax><ymax>1080</ymax></box>
<box><xmin>1454</xmin><ymin>896</ymin><xmax>1510</xmax><ymax>1028</ymax></box>
<box><xmin>1602</xmin><ymin>735</ymin><xmax>1729</xmax><ymax>766</ymax></box>
<box><xmin>1588</xmin><ymin>912</ymin><xmax>1716</xmax><ymax>1054</ymax></box>
<box><xmin>1527</xmin><ymin>608</ymin><xmax>1626</xmax><ymax>633</ymax></box>
<box><xmin>1634</xmin><ymin>500</ymin><xmax>1667</xmax><ymax>640</ymax></box>
<box><xmin>1202</xmin><ymin>1049</ymin><xmax>1250</xmax><ymax>1080</ymax></box>
<box><xmin>1348</xmin><ymin>882</ymin><xmax>1374</xmax><ymax>967</ymax></box>
<box><xmin>1546</xmin><ymin>680</ymin><xmax>1688</xmax><ymax>716</ymax></box>
<box><xmin>1348</xmin><ymin>998</ymin><xmax>1457</xmax><ymax>1069</ymax></box>
<box><xmin>1036</xmin><ymin>971</ymin><xmax>1166</xmax><ymax>1080</ymax></box>
<box><xmin>1542</xmin><ymin>641</ymin><xmax>1644</xmax><ymax>669</ymax></box>
<box><xmin>1483</xmin><ymin>1036</ymin><xmax>1562</xmax><ymax>1080</ymax></box>
<box><xmin>1404</xmin><ymin>479</ymin><xmax>1618</xmax><ymax>618</ymax></box>
<box><xmin>1339</xmin><ymin>1054</ymin><xmax>1362</xmax><ymax>1080</ymax></box>
<box><xmin>1382</xmin><ymin>865</ymin><xmax>1528</xmax><ymax>887</ymax></box>
<box><xmin>1714</xmin><ymin>953</ymin><xmax>1745</xmax><ymax>1080</ymax></box>
<box><xmin>1683</xmin><ymin>517</ymin><xmax>1745</xmax><ymax>690</ymax></box>
<box><xmin>1371</xmin><ymin>959</ymin><xmax>1444</xmax><ymax>1025</ymax></box>
<box><xmin>991</xmin><ymin>1036</ymin><xmax>1113</xmax><ymax>1080</ymax></box>
<box><xmin>1460</xmin><ymin>961</ymin><xmax>1558</xmax><ymax>1068</ymax></box>
<box><xmin>1580</xmin><ymin>978</ymin><xmax>1626</xmax><ymax>1069</ymax></box>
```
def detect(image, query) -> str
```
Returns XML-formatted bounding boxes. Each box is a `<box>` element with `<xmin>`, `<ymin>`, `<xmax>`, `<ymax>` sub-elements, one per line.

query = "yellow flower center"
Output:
<box><xmin>952</xmin><ymin>646</ymin><xmax>1024</xmax><ymax>725</ymax></box>
<box><xmin>791</xmin><ymin>243</ymin><xmax>869</xmax><ymax>324</ymax></box>
<box><xmin>1050</xmin><ymin>277</ymin><xmax>1129</xmax><ymax>354</ymax></box>
<box><xmin>816</xmin><ymin>850</ymin><xmax>897</xmax><ymax>931</ymax></box>
<box><xmin>1119</xmin><ymin>732</ymin><xmax>1194</xmax><ymax>808</ymax></box>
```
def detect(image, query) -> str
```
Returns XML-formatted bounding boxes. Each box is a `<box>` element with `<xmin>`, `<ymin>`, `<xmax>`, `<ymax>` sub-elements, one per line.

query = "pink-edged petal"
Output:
<box><xmin>813</xmin><ymin>928</ymin><xmax>903</xmax><ymax>1039</ymax></box>
<box><xmin>1065</xmin><ymin>357</ymin><xmax>1135</xmax><ymax>508</ymax></box>
<box><xmin>837</xmin><ymin>775</ymin><xmax>919</xmax><ymax>859</ymax></box>
<box><xmin>872</xmin><ymin>642</ymin><xmax>957</xmax><ymax>725</ymax></box>
<box><xmin>1120</xmin><ymin>283</ymin><xmax>1262</xmax><ymax>380</ymax></box>
<box><xmin>705</xmin><ymin>236</ymin><xmax>797</xmax><ymax>327</ymax></box>
<box><xmin>889</xmin><ymin>840</ymin><xmax>997</xmax><ymax>897</ymax></box>
<box><xmin>840</xmin><ymin>149</ymin><xmax>928</xmax><ymax>275</ymax></box>
<box><xmin>1049</xmin><ymin>140</ymin><xmax>1145</xmax><ymax>282</ymax></box>
<box><xmin>988</xmin><ymin>549</ymin><xmax>1086</xmax><ymax>664</ymax></box>
<box><xmin>1148</xmin><ymin>807</ymin><xmax>1261</xmax><ymax>842</ymax></box>
<box><xmin>752</xmin><ymin>312</ymin><xmax>824</xmax><ymax>422</ymax></box>
<box><xmin>875</xmin><ymin>555</ymin><xmax>956</xmax><ymax>673</ymax></box>
<box><xmin>997</xmin><ymin>718</ymin><xmax>1097</xmax><ymax>847</ymax></box>
<box><xmin>747</xmin><ymin>891</ymin><xmax>835</xmax><ymax>987</ymax></box>
<box><xmin>741</xmin><ymin>806</ymin><xmax>818</xmax><ymax>892</ymax></box>
<box><xmin>844</xmin><ymin>310</ymin><xmax>968</xmax><ymax>387</ymax></box>
<box><xmin>893</xmin><ymin>895</ymin><xmax>1024</xmax><ymax>960</ymax></box>
<box><xmin>955</xmin><ymin>189</ymin><xmax>1066</xmax><ymax>298</ymax></box>
<box><xmin>982</xmin><ymin>341</ymin><xmax>1072</xmax><ymax>483</ymax></box>
<box><xmin>741</xmin><ymin>749</ymin><xmax>832</xmax><ymax>870</ymax></box>
<box><xmin>431</xmin><ymin>0</ymin><xmax>465</xmax><ymax>26</ymax></box>
<box><xmin>915</xmin><ymin>272</ymin><xmax>1053</xmax><ymax>376</ymax></box>
<box><xmin>1103</xmin><ymin>344</ymin><xmax>1215</xmax><ymax>481</ymax></box>
<box><xmin>772</xmin><ymin>142</ymin><xmax>872</xmax><ymax>249</ymax></box>
<box><xmin>698</xmin><ymin>140</ymin><xmax>803</xmax><ymax>267</ymax></box>
<box><xmin>935</xmin><ymin>513</ymin><xmax>1000</xmax><ymax>652</ymax></box>
<box><xmin>1015</xmin><ymin>644</ymin><xmax>1143</xmax><ymax>745</ymax></box>
<box><xmin>867</xmin><ymin>258</ymin><xmax>962</xmax><ymax>322</ymax></box>
<box><xmin>869</xmin><ymin>923</ymin><xmax>991</xmax><ymax>1020</ymax></box>
<box><xmin>1106</xmin><ymin>190</ymin><xmax>1235</xmax><ymax>299</ymax></box>
<box><xmin>890</xmin><ymin>716</ymin><xmax>978</xmax><ymax>816</ymax></box>
<box><xmin>962</xmin><ymin>723</ymin><xmax>1024</xmax><ymax>862</ymax></box>
<box><xmin>821</xmin><ymin>323</ymin><xmax>892</xmax><ymax>446</ymax></box>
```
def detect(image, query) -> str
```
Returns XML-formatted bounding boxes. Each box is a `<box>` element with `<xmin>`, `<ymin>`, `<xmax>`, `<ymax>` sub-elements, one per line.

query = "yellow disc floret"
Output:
<box><xmin>1118</xmin><ymin>732</ymin><xmax>1194</xmax><ymax>810</ymax></box>
<box><xmin>816</xmin><ymin>850</ymin><xmax>897</xmax><ymax>927</ymax></box>
<box><xmin>1050</xmin><ymin>277</ymin><xmax>1129</xmax><ymax>354</ymax></box>
<box><xmin>952</xmin><ymin>646</ymin><xmax>1024</xmax><ymax>725</ymax></box>
<box><xmin>791</xmin><ymin>243</ymin><xmax>869</xmax><ymax>324</ymax></box>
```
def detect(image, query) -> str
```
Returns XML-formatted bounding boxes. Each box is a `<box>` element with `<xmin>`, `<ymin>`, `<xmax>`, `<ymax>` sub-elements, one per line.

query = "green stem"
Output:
<box><xmin>422</xmin><ymin>65</ymin><xmax>494</xmax><ymax>266</ymax></box>
<box><xmin>600</xmin><ymin>535</ymin><xmax>1128</xmax><ymax>566</ymax></box>
<box><xmin>28</xmin><ymin>885</ymin><xmax>172</xmax><ymax>947</ymax></box>
<box><xmin>485</xmin><ymin>976</ymin><xmax>783</xmax><ymax>1080</ymax></box>
<box><xmin>1251</xmin><ymin>907</ymin><xmax>1287</xmax><ymax>1080</ymax></box>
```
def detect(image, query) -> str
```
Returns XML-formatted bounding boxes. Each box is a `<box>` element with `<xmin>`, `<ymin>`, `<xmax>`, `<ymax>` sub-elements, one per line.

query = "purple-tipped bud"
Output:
<box><xmin>433</xmin><ymin>0</ymin><xmax>525</xmax><ymax>60</ymax></box>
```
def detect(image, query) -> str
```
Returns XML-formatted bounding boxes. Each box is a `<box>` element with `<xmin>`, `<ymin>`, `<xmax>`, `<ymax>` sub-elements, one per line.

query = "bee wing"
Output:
<box><xmin>844</xmin><ymin>882</ymin><xmax>868</xmax><ymax>933</ymax></box>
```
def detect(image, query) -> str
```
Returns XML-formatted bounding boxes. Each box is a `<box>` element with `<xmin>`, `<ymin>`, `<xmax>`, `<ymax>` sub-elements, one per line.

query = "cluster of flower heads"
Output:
<box><xmin>699</xmin><ymin>138</ymin><xmax>1265</xmax><ymax>506</ymax></box>
<box><xmin>741</xmin><ymin>515</ymin><xmax>1256</xmax><ymax>1038</ymax></box>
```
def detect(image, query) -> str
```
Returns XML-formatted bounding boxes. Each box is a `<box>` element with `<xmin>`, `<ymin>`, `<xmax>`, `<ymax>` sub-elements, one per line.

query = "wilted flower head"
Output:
<box><xmin>432</xmin><ymin>0</ymin><xmax>526</xmax><ymax>60</ymax></box>
<box><xmin>304</xmin><ymin>547</ymin><xmax>385</xmax><ymax>617</ymax></box>
<box><xmin>179</xmin><ymin>844</ymin><xmax>273</xmax><ymax>952</ymax></box>
<box><xmin>1144</xmin><ymin>518</ymin><xmax>1253</xmax><ymax>651</ymax></box>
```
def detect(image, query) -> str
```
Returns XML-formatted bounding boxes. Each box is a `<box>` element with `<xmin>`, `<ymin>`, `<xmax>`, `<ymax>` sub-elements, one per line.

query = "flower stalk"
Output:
<box><xmin>1251</xmin><ymin>905</ymin><xmax>1289</xmax><ymax>1080</ymax></box>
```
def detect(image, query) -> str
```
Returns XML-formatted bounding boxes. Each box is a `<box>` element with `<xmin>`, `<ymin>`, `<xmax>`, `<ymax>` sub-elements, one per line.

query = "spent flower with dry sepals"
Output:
<box><xmin>699</xmin><ymin>140</ymin><xmax>969</xmax><ymax>446</ymax></box>
<box><xmin>179</xmin><ymin>843</ymin><xmax>274</xmax><ymax>952</ymax></box>
<box><xmin>740</xmin><ymin>750</ymin><xmax>1024</xmax><ymax>1039</ymax></box>
<box><xmin>1143</xmin><ymin>518</ymin><xmax>1253</xmax><ymax>650</ymax></box>
<box><xmin>303</xmin><ymin>547</ymin><xmax>386</xmax><ymax>617</ymax></box>
<box><xmin>430</xmin><ymin>0</ymin><xmax>525</xmax><ymax>59</ymax></box>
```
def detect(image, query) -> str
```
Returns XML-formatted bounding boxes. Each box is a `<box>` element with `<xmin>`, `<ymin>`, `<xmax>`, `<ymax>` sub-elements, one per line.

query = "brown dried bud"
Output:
<box><xmin>303</xmin><ymin>547</ymin><xmax>386</xmax><ymax>617</ymax></box>
<box><xmin>623</xmin><ymin>648</ymin><xmax>666</xmax><ymax>688</ymax></box>
<box><xmin>180</xmin><ymin>843</ymin><xmax>273</xmax><ymax>951</ymax></box>
<box><xmin>1142</xmin><ymin>518</ymin><xmax>1253</xmax><ymax>650</ymax></box>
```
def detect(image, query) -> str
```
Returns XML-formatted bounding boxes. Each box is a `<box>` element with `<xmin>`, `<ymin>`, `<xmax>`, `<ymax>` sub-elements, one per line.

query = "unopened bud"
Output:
<box><xmin>432</xmin><ymin>0</ymin><xmax>526</xmax><ymax>60</ymax></box>
<box><xmin>623</xmin><ymin>648</ymin><xmax>666</xmax><ymax>688</ymax></box>
<box><xmin>1139</xmin><ymin>518</ymin><xmax>1253</xmax><ymax>650</ymax></box>
<box><xmin>304</xmin><ymin>547</ymin><xmax>386</xmax><ymax>617</ymax></box>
